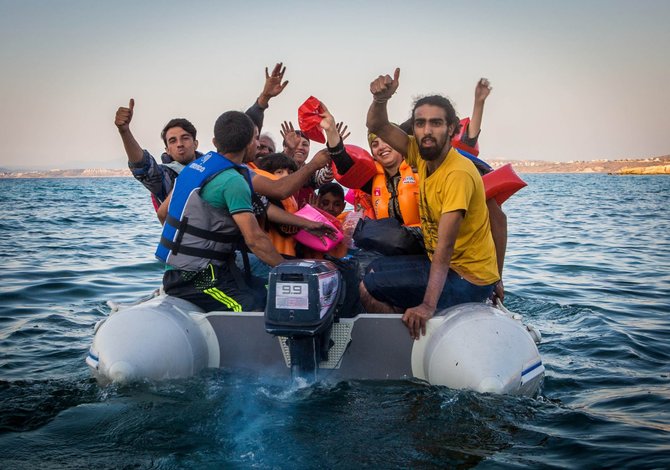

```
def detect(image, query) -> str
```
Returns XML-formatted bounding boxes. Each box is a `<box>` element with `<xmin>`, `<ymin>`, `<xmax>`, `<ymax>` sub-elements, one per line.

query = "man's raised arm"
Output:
<box><xmin>251</xmin><ymin>149</ymin><xmax>331</xmax><ymax>200</ymax></box>
<box><xmin>468</xmin><ymin>78</ymin><xmax>492</xmax><ymax>140</ymax></box>
<box><xmin>114</xmin><ymin>98</ymin><xmax>143</xmax><ymax>164</ymax></box>
<box><xmin>246</xmin><ymin>62</ymin><xmax>289</xmax><ymax>132</ymax></box>
<box><xmin>366</xmin><ymin>68</ymin><xmax>409</xmax><ymax>156</ymax></box>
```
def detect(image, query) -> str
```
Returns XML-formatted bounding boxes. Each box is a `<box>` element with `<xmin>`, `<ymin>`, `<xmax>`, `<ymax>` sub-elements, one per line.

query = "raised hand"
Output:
<box><xmin>280</xmin><ymin>121</ymin><xmax>301</xmax><ymax>152</ymax></box>
<box><xmin>311</xmin><ymin>148</ymin><xmax>331</xmax><ymax>169</ymax></box>
<box><xmin>318</xmin><ymin>102</ymin><xmax>337</xmax><ymax>133</ymax></box>
<box><xmin>469</xmin><ymin>78</ymin><xmax>492</xmax><ymax>139</ymax></box>
<box><xmin>370</xmin><ymin>68</ymin><xmax>400</xmax><ymax>102</ymax></box>
<box><xmin>258</xmin><ymin>62</ymin><xmax>289</xmax><ymax>108</ymax></box>
<box><xmin>280</xmin><ymin>120</ymin><xmax>295</xmax><ymax>138</ymax></box>
<box><xmin>115</xmin><ymin>99</ymin><xmax>135</xmax><ymax>131</ymax></box>
<box><xmin>475</xmin><ymin>78</ymin><xmax>492</xmax><ymax>104</ymax></box>
<box><xmin>114</xmin><ymin>98</ymin><xmax>143</xmax><ymax>164</ymax></box>
<box><xmin>336</xmin><ymin>121</ymin><xmax>351</xmax><ymax>141</ymax></box>
<box><xmin>319</xmin><ymin>102</ymin><xmax>343</xmax><ymax>148</ymax></box>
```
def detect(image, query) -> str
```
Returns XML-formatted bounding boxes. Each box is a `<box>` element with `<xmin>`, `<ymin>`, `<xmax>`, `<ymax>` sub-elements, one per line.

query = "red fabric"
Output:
<box><xmin>293</xmin><ymin>185</ymin><xmax>315</xmax><ymax>209</ymax></box>
<box><xmin>482</xmin><ymin>163</ymin><xmax>527</xmax><ymax>205</ymax></box>
<box><xmin>314</xmin><ymin>205</ymin><xmax>342</xmax><ymax>230</ymax></box>
<box><xmin>151</xmin><ymin>194</ymin><xmax>161</xmax><ymax>213</ymax></box>
<box><xmin>297</xmin><ymin>96</ymin><xmax>326</xmax><ymax>143</ymax></box>
<box><xmin>332</xmin><ymin>145</ymin><xmax>377</xmax><ymax>189</ymax></box>
<box><xmin>452</xmin><ymin>117</ymin><xmax>480</xmax><ymax>156</ymax></box>
<box><xmin>345</xmin><ymin>188</ymin><xmax>355</xmax><ymax>205</ymax></box>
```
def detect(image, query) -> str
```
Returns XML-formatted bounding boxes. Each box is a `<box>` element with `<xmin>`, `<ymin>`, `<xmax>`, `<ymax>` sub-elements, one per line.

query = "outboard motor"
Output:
<box><xmin>265</xmin><ymin>260</ymin><xmax>342</xmax><ymax>380</ymax></box>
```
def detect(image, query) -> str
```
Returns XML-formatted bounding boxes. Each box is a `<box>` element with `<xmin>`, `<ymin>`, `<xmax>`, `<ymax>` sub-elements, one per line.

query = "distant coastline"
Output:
<box><xmin>488</xmin><ymin>155</ymin><xmax>669</xmax><ymax>175</ymax></box>
<box><xmin>1</xmin><ymin>155</ymin><xmax>668</xmax><ymax>178</ymax></box>
<box><xmin>0</xmin><ymin>168</ymin><xmax>132</xmax><ymax>179</ymax></box>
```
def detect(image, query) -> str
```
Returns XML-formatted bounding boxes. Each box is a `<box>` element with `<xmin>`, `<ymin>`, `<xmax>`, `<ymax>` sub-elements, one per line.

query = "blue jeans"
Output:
<box><xmin>235</xmin><ymin>252</ymin><xmax>271</xmax><ymax>280</ymax></box>
<box><xmin>362</xmin><ymin>255</ymin><xmax>496</xmax><ymax>310</ymax></box>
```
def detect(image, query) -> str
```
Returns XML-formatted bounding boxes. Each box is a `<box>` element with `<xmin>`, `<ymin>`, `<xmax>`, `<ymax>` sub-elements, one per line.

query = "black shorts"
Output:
<box><xmin>163</xmin><ymin>263</ymin><xmax>267</xmax><ymax>312</ymax></box>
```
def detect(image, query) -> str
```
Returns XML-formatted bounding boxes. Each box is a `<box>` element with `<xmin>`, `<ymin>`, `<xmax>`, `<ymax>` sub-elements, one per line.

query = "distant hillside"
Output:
<box><xmin>0</xmin><ymin>168</ymin><xmax>130</xmax><ymax>178</ymax></box>
<box><xmin>488</xmin><ymin>155</ymin><xmax>670</xmax><ymax>174</ymax></box>
<box><xmin>1</xmin><ymin>155</ymin><xmax>669</xmax><ymax>178</ymax></box>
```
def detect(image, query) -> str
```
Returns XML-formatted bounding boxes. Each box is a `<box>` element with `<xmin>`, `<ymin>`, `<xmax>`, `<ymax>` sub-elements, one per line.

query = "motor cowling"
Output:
<box><xmin>265</xmin><ymin>260</ymin><xmax>342</xmax><ymax>378</ymax></box>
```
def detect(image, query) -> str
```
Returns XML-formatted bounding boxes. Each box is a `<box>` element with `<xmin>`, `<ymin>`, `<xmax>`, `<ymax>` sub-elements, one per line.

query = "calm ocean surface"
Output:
<box><xmin>1</xmin><ymin>174</ymin><xmax>669</xmax><ymax>469</ymax></box>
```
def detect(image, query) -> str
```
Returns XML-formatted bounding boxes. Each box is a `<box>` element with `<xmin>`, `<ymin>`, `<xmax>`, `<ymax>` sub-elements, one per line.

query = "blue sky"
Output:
<box><xmin>0</xmin><ymin>0</ymin><xmax>668</xmax><ymax>169</ymax></box>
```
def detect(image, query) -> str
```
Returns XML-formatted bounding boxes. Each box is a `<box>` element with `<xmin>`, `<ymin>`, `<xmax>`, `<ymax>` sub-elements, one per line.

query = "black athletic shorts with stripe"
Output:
<box><xmin>163</xmin><ymin>262</ymin><xmax>267</xmax><ymax>312</ymax></box>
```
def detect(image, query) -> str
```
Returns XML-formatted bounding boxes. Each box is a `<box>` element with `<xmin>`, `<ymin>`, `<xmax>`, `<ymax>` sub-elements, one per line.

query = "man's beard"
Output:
<box><xmin>418</xmin><ymin>137</ymin><xmax>446</xmax><ymax>161</ymax></box>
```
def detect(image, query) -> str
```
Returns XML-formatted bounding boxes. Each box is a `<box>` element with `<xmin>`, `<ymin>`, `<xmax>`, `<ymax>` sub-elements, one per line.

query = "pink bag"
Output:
<box><xmin>344</xmin><ymin>188</ymin><xmax>356</xmax><ymax>205</ymax></box>
<box><xmin>294</xmin><ymin>204</ymin><xmax>343</xmax><ymax>252</ymax></box>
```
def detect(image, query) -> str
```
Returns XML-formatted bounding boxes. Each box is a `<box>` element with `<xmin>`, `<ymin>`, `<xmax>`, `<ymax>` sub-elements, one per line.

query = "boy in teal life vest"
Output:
<box><xmin>156</xmin><ymin>111</ymin><xmax>285</xmax><ymax>312</ymax></box>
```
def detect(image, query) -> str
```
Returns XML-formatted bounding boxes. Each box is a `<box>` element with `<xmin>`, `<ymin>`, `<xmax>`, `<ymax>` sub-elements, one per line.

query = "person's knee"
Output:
<box><xmin>359</xmin><ymin>279</ymin><xmax>394</xmax><ymax>312</ymax></box>
<box><xmin>359</xmin><ymin>280</ymin><xmax>374</xmax><ymax>311</ymax></box>
<box><xmin>359</xmin><ymin>280</ymin><xmax>369</xmax><ymax>301</ymax></box>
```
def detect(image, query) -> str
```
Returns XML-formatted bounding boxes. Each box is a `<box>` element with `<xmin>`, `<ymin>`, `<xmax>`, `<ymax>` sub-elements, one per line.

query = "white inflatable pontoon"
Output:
<box><xmin>87</xmin><ymin>261</ymin><xmax>544</xmax><ymax>396</ymax></box>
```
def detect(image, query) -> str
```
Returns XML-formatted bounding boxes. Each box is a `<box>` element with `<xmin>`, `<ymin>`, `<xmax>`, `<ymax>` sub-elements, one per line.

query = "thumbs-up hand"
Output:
<box><xmin>370</xmin><ymin>68</ymin><xmax>400</xmax><ymax>102</ymax></box>
<box><xmin>114</xmin><ymin>98</ymin><xmax>135</xmax><ymax>131</ymax></box>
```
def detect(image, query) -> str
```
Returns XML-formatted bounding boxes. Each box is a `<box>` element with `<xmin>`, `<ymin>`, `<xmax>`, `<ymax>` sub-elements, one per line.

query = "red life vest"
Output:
<box><xmin>451</xmin><ymin>117</ymin><xmax>480</xmax><ymax>157</ymax></box>
<box><xmin>482</xmin><ymin>163</ymin><xmax>527</xmax><ymax>206</ymax></box>
<box><xmin>332</xmin><ymin>145</ymin><xmax>377</xmax><ymax>189</ymax></box>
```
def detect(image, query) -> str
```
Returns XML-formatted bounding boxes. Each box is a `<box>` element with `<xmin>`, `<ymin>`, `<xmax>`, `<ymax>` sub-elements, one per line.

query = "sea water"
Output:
<box><xmin>0</xmin><ymin>175</ymin><xmax>669</xmax><ymax>468</ymax></box>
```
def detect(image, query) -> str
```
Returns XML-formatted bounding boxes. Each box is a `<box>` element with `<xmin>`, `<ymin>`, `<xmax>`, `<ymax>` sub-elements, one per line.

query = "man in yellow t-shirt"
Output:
<box><xmin>360</xmin><ymin>68</ymin><xmax>500</xmax><ymax>339</ymax></box>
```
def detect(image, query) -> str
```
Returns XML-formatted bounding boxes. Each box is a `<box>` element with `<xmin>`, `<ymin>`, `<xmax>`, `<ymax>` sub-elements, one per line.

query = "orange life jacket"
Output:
<box><xmin>370</xmin><ymin>161</ymin><xmax>421</xmax><ymax>227</ymax></box>
<box><xmin>249</xmin><ymin>163</ymin><xmax>299</xmax><ymax>256</ymax></box>
<box><xmin>353</xmin><ymin>189</ymin><xmax>375</xmax><ymax>219</ymax></box>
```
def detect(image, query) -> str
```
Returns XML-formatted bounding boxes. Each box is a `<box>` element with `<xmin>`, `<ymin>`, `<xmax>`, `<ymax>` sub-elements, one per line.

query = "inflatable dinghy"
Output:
<box><xmin>87</xmin><ymin>260</ymin><xmax>544</xmax><ymax>396</ymax></box>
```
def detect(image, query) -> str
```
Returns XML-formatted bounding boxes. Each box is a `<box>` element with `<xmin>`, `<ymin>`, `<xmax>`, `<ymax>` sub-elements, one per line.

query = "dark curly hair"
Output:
<box><xmin>213</xmin><ymin>111</ymin><xmax>255</xmax><ymax>154</ymax></box>
<box><xmin>256</xmin><ymin>152</ymin><xmax>298</xmax><ymax>174</ymax></box>
<box><xmin>411</xmin><ymin>95</ymin><xmax>461</xmax><ymax>138</ymax></box>
<box><xmin>160</xmin><ymin>118</ymin><xmax>197</xmax><ymax>146</ymax></box>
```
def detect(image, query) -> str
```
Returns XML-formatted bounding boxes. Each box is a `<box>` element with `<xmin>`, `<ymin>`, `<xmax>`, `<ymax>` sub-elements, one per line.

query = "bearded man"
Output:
<box><xmin>361</xmin><ymin>68</ymin><xmax>500</xmax><ymax>339</ymax></box>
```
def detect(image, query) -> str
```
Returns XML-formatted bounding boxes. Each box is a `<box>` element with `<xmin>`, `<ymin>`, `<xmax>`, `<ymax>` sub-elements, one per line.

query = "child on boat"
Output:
<box><xmin>297</xmin><ymin>183</ymin><xmax>349</xmax><ymax>259</ymax></box>
<box><xmin>315</xmin><ymin>182</ymin><xmax>346</xmax><ymax>219</ymax></box>
<box><xmin>256</xmin><ymin>152</ymin><xmax>298</xmax><ymax>178</ymax></box>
